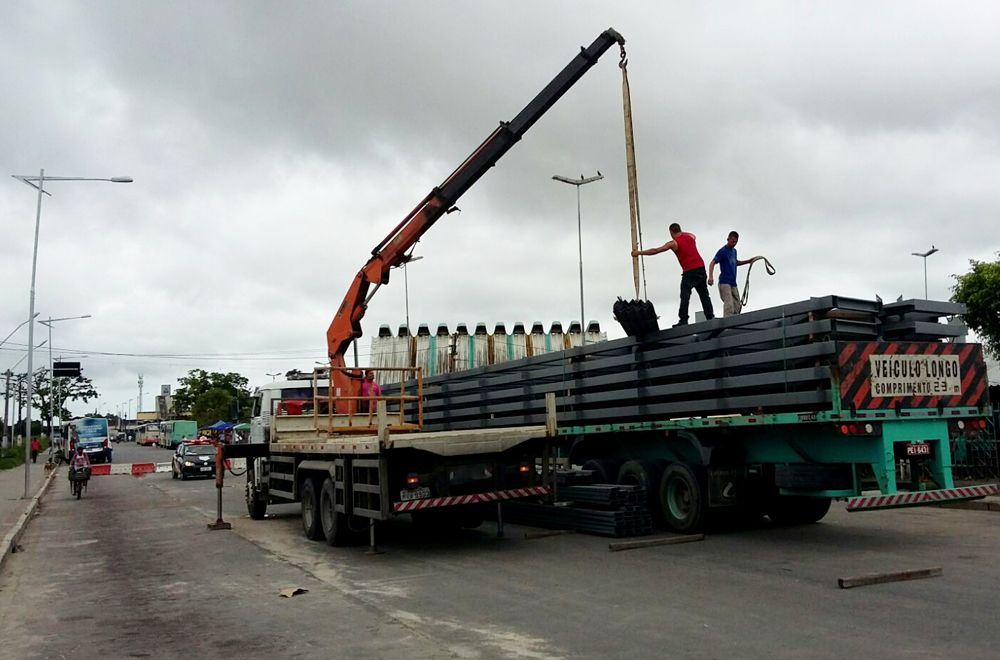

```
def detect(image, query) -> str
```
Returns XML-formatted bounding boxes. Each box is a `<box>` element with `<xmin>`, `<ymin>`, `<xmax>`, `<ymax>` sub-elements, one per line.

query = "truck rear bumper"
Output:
<box><xmin>846</xmin><ymin>484</ymin><xmax>998</xmax><ymax>511</ymax></box>
<box><xmin>394</xmin><ymin>486</ymin><xmax>549</xmax><ymax>513</ymax></box>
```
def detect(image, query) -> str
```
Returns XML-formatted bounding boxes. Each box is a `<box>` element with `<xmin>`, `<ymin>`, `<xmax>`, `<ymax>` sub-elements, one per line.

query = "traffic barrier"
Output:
<box><xmin>88</xmin><ymin>458</ymin><xmax>247</xmax><ymax>477</ymax></box>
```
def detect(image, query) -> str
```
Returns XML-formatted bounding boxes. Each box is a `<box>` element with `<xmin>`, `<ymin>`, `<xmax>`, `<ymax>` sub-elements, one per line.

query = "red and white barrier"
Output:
<box><xmin>847</xmin><ymin>484</ymin><xmax>998</xmax><ymax>511</ymax></box>
<box><xmin>88</xmin><ymin>458</ymin><xmax>246</xmax><ymax>477</ymax></box>
<box><xmin>394</xmin><ymin>486</ymin><xmax>550</xmax><ymax>512</ymax></box>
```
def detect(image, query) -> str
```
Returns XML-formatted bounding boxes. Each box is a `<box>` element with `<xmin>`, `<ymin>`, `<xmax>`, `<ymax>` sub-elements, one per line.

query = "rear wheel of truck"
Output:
<box><xmin>300</xmin><ymin>476</ymin><xmax>325</xmax><ymax>541</ymax></box>
<box><xmin>767</xmin><ymin>495</ymin><xmax>832</xmax><ymax>526</ymax></box>
<box><xmin>246</xmin><ymin>465</ymin><xmax>267</xmax><ymax>520</ymax></box>
<box><xmin>617</xmin><ymin>459</ymin><xmax>666</xmax><ymax>523</ymax></box>
<box><xmin>582</xmin><ymin>458</ymin><xmax>621</xmax><ymax>484</ymax></box>
<box><xmin>659</xmin><ymin>463</ymin><xmax>706</xmax><ymax>533</ymax></box>
<box><xmin>320</xmin><ymin>478</ymin><xmax>350</xmax><ymax>546</ymax></box>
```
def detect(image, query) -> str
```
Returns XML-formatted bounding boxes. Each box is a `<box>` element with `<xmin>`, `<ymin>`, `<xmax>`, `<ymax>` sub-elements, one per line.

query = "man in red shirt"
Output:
<box><xmin>632</xmin><ymin>222</ymin><xmax>715</xmax><ymax>326</ymax></box>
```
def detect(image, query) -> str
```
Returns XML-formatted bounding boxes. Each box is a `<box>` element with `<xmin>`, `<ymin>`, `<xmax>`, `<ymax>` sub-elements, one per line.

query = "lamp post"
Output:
<box><xmin>39</xmin><ymin>315</ymin><xmax>91</xmax><ymax>441</ymax></box>
<box><xmin>0</xmin><ymin>313</ymin><xmax>40</xmax><ymax>352</ymax></box>
<box><xmin>3</xmin><ymin>339</ymin><xmax>46</xmax><ymax>448</ymax></box>
<box><xmin>13</xmin><ymin>169</ymin><xmax>132</xmax><ymax>497</ymax></box>
<box><xmin>552</xmin><ymin>172</ymin><xmax>603</xmax><ymax>345</ymax></box>
<box><xmin>402</xmin><ymin>253</ymin><xmax>424</xmax><ymax>337</ymax></box>
<box><xmin>911</xmin><ymin>246</ymin><xmax>939</xmax><ymax>299</ymax></box>
<box><xmin>266</xmin><ymin>372</ymin><xmax>281</xmax><ymax>382</ymax></box>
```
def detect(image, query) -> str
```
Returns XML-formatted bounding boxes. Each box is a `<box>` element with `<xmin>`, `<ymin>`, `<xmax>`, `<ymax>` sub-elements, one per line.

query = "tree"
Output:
<box><xmin>952</xmin><ymin>253</ymin><xmax>1000</xmax><ymax>360</ymax></box>
<box><xmin>31</xmin><ymin>368</ymin><xmax>99</xmax><ymax>425</ymax></box>
<box><xmin>173</xmin><ymin>369</ymin><xmax>253</xmax><ymax>427</ymax></box>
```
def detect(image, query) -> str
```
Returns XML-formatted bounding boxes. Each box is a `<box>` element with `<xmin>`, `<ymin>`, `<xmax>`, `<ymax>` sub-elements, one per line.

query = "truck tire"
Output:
<box><xmin>246</xmin><ymin>465</ymin><xmax>267</xmax><ymax>520</ymax></box>
<box><xmin>320</xmin><ymin>477</ymin><xmax>350</xmax><ymax>546</ymax></box>
<box><xmin>300</xmin><ymin>476</ymin><xmax>325</xmax><ymax>541</ymax></box>
<box><xmin>767</xmin><ymin>495</ymin><xmax>832</xmax><ymax>526</ymax></box>
<box><xmin>582</xmin><ymin>458</ymin><xmax>621</xmax><ymax>485</ymax></box>
<box><xmin>659</xmin><ymin>463</ymin><xmax>706</xmax><ymax>533</ymax></box>
<box><xmin>616</xmin><ymin>459</ymin><xmax>666</xmax><ymax>523</ymax></box>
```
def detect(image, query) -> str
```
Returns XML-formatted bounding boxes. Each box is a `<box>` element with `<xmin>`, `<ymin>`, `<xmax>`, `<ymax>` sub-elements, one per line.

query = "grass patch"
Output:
<box><xmin>0</xmin><ymin>439</ymin><xmax>50</xmax><ymax>471</ymax></box>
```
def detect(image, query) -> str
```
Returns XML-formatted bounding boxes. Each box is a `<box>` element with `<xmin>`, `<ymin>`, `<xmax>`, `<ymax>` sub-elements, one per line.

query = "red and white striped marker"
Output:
<box><xmin>87</xmin><ymin>458</ymin><xmax>246</xmax><ymax>477</ymax></box>
<box><xmin>393</xmin><ymin>486</ymin><xmax>549</xmax><ymax>512</ymax></box>
<box><xmin>847</xmin><ymin>484</ymin><xmax>998</xmax><ymax>511</ymax></box>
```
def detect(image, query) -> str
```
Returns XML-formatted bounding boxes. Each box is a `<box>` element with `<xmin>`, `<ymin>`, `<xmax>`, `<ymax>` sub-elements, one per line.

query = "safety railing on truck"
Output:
<box><xmin>277</xmin><ymin>366</ymin><xmax>423</xmax><ymax>436</ymax></box>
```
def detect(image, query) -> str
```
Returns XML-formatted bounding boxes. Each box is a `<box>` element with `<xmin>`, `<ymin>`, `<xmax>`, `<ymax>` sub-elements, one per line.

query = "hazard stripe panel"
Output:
<box><xmin>393</xmin><ymin>486</ymin><xmax>550</xmax><ymax>512</ymax></box>
<box><xmin>847</xmin><ymin>484</ymin><xmax>998</xmax><ymax>511</ymax></box>
<box><xmin>837</xmin><ymin>341</ymin><xmax>988</xmax><ymax>411</ymax></box>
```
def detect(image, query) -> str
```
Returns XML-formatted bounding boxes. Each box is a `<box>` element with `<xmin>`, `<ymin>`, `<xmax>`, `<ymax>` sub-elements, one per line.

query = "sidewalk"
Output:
<box><xmin>0</xmin><ymin>455</ymin><xmax>54</xmax><ymax>544</ymax></box>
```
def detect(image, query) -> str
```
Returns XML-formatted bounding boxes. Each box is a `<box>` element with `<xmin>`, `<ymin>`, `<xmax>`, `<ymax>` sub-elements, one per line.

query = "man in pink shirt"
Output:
<box><xmin>633</xmin><ymin>222</ymin><xmax>715</xmax><ymax>326</ymax></box>
<box><xmin>361</xmin><ymin>370</ymin><xmax>382</xmax><ymax>413</ymax></box>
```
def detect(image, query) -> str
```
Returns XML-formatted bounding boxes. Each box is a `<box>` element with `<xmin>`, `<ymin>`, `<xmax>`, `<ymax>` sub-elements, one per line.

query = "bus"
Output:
<box><xmin>63</xmin><ymin>417</ymin><xmax>113</xmax><ymax>464</ymax></box>
<box><xmin>137</xmin><ymin>423</ymin><xmax>161</xmax><ymax>447</ymax></box>
<box><xmin>159</xmin><ymin>420</ymin><xmax>198</xmax><ymax>449</ymax></box>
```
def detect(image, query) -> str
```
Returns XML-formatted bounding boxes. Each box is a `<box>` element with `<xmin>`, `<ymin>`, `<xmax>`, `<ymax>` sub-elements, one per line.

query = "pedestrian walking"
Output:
<box><xmin>30</xmin><ymin>437</ymin><xmax>40</xmax><ymax>463</ymax></box>
<box><xmin>632</xmin><ymin>222</ymin><xmax>715</xmax><ymax>326</ymax></box>
<box><xmin>708</xmin><ymin>231</ymin><xmax>762</xmax><ymax>317</ymax></box>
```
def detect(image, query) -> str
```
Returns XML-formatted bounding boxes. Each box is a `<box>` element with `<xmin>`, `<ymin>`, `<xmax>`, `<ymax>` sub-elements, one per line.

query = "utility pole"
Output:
<box><xmin>2</xmin><ymin>370</ymin><xmax>10</xmax><ymax>448</ymax></box>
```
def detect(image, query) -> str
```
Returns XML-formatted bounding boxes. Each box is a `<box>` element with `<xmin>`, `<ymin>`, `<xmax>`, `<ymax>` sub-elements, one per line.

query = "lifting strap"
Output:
<box><xmin>740</xmin><ymin>256</ymin><xmax>776</xmax><ymax>308</ymax></box>
<box><xmin>620</xmin><ymin>47</ymin><xmax>647</xmax><ymax>300</ymax></box>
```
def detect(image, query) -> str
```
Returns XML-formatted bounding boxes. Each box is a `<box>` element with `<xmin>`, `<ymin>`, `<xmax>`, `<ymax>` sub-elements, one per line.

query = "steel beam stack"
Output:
<box><xmin>498</xmin><ymin>500</ymin><xmax>653</xmax><ymax>537</ymax></box>
<box><xmin>383</xmin><ymin>297</ymin><xmax>966</xmax><ymax>432</ymax></box>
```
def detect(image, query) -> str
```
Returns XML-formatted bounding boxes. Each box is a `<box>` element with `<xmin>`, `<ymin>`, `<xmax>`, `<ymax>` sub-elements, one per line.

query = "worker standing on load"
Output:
<box><xmin>708</xmin><ymin>230</ymin><xmax>762</xmax><ymax>317</ymax></box>
<box><xmin>633</xmin><ymin>222</ymin><xmax>714</xmax><ymax>326</ymax></box>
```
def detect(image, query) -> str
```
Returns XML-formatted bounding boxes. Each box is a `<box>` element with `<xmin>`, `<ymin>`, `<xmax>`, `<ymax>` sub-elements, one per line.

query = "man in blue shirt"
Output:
<box><xmin>708</xmin><ymin>231</ymin><xmax>761</xmax><ymax>317</ymax></box>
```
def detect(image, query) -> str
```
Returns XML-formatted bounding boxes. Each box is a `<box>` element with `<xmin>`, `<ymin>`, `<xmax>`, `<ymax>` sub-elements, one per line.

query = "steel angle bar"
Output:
<box><xmin>881</xmin><ymin>321</ymin><xmax>966</xmax><ymax>339</ymax></box>
<box><xmin>565</xmin><ymin>390</ymin><xmax>831</xmax><ymax>423</ymax></box>
<box><xmin>882</xmin><ymin>299</ymin><xmax>964</xmax><ymax>318</ymax></box>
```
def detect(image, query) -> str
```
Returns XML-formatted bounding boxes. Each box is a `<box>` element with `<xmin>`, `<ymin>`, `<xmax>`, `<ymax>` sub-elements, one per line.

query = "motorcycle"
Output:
<box><xmin>68</xmin><ymin>466</ymin><xmax>91</xmax><ymax>499</ymax></box>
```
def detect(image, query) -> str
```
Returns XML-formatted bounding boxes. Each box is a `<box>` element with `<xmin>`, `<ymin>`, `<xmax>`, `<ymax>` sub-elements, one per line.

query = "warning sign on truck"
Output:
<box><xmin>868</xmin><ymin>353</ymin><xmax>961</xmax><ymax>397</ymax></box>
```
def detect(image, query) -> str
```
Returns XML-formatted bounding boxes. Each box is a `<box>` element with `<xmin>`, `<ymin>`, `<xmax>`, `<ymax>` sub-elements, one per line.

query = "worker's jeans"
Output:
<box><xmin>678</xmin><ymin>267</ymin><xmax>714</xmax><ymax>325</ymax></box>
<box><xmin>719</xmin><ymin>283</ymin><xmax>742</xmax><ymax>317</ymax></box>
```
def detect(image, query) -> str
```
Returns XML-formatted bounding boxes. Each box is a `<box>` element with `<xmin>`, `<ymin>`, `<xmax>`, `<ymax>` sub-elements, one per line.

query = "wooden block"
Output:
<box><xmin>523</xmin><ymin>529</ymin><xmax>576</xmax><ymax>540</ymax></box>
<box><xmin>838</xmin><ymin>567</ymin><xmax>942</xmax><ymax>589</ymax></box>
<box><xmin>608</xmin><ymin>534</ymin><xmax>705</xmax><ymax>552</ymax></box>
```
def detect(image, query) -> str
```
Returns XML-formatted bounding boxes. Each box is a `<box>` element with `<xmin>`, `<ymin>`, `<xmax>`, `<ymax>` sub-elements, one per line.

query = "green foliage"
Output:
<box><xmin>952</xmin><ymin>253</ymin><xmax>1000</xmax><ymax>360</ymax></box>
<box><xmin>0</xmin><ymin>439</ymin><xmax>49</xmax><ymax>471</ymax></box>
<box><xmin>31</xmin><ymin>369</ymin><xmax>99</xmax><ymax>423</ymax></box>
<box><xmin>174</xmin><ymin>370</ymin><xmax>253</xmax><ymax>426</ymax></box>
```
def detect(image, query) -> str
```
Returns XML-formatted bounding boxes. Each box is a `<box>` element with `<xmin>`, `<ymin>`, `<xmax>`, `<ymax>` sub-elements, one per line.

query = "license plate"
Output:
<box><xmin>200</xmin><ymin>466</ymin><xmax>212</xmax><ymax>472</ymax></box>
<box><xmin>399</xmin><ymin>487</ymin><xmax>430</xmax><ymax>501</ymax></box>
<box><xmin>906</xmin><ymin>443</ymin><xmax>931</xmax><ymax>456</ymax></box>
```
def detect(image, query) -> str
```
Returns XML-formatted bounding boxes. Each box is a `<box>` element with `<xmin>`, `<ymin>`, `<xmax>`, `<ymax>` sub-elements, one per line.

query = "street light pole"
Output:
<box><xmin>13</xmin><ymin>169</ymin><xmax>132</xmax><ymax>497</ymax></box>
<box><xmin>911</xmin><ymin>246</ymin><xmax>939</xmax><ymax>299</ymax></box>
<box><xmin>266</xmin><ymin>372</ymin><xmax>280</xmax><ymax>382</ymax></box>
<box><xmin>553</xmin><ymin>173</ymin><xmax>603</xmax><ymax>344</ymax></box>
<box><xmin>40</xmin><ymin>314</ymin><xmax>91</xmax><ymax>442</ymax></box>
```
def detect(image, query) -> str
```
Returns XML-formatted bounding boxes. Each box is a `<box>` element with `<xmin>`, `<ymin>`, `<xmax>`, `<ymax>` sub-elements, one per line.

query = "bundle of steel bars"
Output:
<box><xmin>383</xmin><ymin>297</ymin><xmax>966</xmax><ymax>432</ymax></box>
<box><xmin>499</xmin><ymin>501</ymin><xmax>653</xmax><ymax>537</ymax></box>
<box><xmin>558</xmin><ymin>485</ymin><xmax>646</xmax><ymax>508</ymax></box>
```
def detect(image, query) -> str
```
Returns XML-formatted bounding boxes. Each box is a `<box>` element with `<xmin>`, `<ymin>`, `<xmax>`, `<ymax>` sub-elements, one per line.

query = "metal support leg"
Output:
<box><xmin>365</xmin><ymin>521</ymin><xmax>383</xmax><ymax>555</ymax></box>
<box><xmin>207</xmin><ymin>486</ymin><xmax>231</xmax><ymax>530</ymax></box>
<box><xmin>496</xmin><ymin>502</ymin><xmax>504</xmax><ymax>538</ymax></box>
<box><xmin>208</xmin><ymin>446</ymin><xmax>231</xmax><ymax>530</ymax></box>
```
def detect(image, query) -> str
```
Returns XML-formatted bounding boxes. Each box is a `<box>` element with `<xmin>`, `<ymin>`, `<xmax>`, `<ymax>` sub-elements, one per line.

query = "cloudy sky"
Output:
<box><xmin>2</xmin><ymin>1</ymin><xmax>999</xmax><ymax>420</ymax></box>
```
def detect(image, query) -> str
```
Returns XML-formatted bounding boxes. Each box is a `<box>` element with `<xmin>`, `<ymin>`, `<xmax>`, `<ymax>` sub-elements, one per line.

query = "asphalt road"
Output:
<box><xmin>1</xmin><ymin>464</ymin><xmax>998</xmax><ymax>660</ymax></box>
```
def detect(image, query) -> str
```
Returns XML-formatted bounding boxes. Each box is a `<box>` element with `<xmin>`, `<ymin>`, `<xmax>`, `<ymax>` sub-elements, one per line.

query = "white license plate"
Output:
<box><xmin>906</xmin><ymin>443</ymin><xmax>931</xmax><ymax>456</ymax></box>
<box><xmin>399</xmin><ymin>487</ymin><xmax>430</xmax><ymax>502</ymax></box>
<box><xmin>200</xmin><ymin>466</ymin><xmax>212</xmax><ymax>472</ymax></box>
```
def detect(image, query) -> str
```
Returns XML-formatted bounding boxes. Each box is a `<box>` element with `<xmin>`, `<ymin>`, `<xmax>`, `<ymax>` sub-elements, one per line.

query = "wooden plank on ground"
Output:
<box><xmin>523</xmin><ymin>529</ymin><xmax>577</xmax><ymax>540</ymax></box>
<box><xmin>838</xmin><ymin>567</ymin><xmax>942</xmax><ymax>589</ymax></box>
<box><xmin>608</xmin><ymin>534</ymin><xmax>704</xmax><ymax>552</ymax></box>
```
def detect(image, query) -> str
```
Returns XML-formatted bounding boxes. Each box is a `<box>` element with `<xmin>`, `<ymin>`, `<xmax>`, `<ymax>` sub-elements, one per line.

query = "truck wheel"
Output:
<box><xmin>659</xmin><ymin>463</ymin><xmax>706</xmax><ymax>533</ymax></box>
<box><xmin>246</xmin><ymin>466</ymin><xmax>267</xmax><ymax>520</ymax></box>
<box><xmin>582</xmin><ymin>458</ymin><xmax>621</xmax><ymax>485</ymax></box>
<box><xmin>320</xmin><ymin>478</ymin><xmax>349</xmax><ymax>546</ymax></box>
<box><xmin>767</xmin><ymin>496</ymin><xmax>832</xmax><ymax>526</ymax></box>
<box><xmin>616</xmin><ymin>459</ymin><xmax>666</xmax><ymax>522</ymax></box>
<box><xmin>300</xmin><ymin>476</ymin><xmax>325</xmax><ymax>541</ymax></box>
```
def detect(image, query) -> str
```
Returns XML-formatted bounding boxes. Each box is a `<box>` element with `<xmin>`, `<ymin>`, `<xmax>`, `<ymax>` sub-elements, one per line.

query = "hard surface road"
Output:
<box><xmin>2</xmin><ymin>447</ymin><xmax>998</xmax><ymax>659</ymax></box>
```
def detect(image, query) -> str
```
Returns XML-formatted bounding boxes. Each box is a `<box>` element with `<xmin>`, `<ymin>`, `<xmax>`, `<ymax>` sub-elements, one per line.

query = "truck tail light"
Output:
<box><xmin>837</xmin><ymin>422</ymin><xmax>880</xmax><ymax>436</ymax></box>
<box><xmin>406</xmin><ymin>474</ymin><xmax>419</xmax><ymax>486</ymax></box>
<box><xmin>519</xmin><ymin>463</ymin><xmax>531</xmax><ymax>473</ymax></box>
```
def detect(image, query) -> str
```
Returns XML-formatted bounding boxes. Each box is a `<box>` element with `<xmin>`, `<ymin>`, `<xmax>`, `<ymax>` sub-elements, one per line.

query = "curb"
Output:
<box><xmin>0</xmin><ymin>466</ymin><xmax>59</xmax><ymax>575</ymax></box>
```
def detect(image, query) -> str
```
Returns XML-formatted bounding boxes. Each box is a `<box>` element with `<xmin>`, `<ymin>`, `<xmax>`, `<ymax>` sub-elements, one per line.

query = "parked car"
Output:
<box><xmin>171</xmin><ymin>441</ymin><xmax>216</xmax><ymax>480</ymax></box>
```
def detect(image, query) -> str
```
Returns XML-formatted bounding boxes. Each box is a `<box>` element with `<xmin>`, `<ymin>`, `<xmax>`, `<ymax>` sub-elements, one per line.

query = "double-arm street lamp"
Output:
<box><xmin>911</xmin><ymin>246</ymin><xmax>939</xmax><ymax>299</ymax></box>
<box><xmin>39</xmin><ymin>315</ymin><xmax>91</xmax><ymax>441</ymax></box>
<box><xmin>13</xmin><ymin>169</ymin><xmax>132</xmax><ymax>497</ymax></box>
<box><xmin>552</xmin><ymin>172</ymin><xmax>603</xmax><ymax>345</ymax></box>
